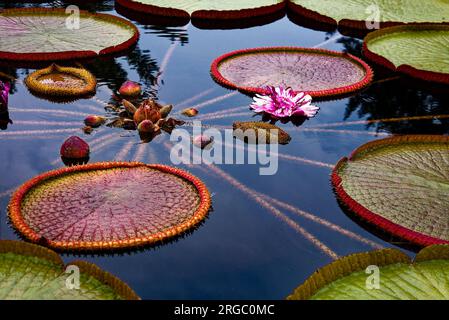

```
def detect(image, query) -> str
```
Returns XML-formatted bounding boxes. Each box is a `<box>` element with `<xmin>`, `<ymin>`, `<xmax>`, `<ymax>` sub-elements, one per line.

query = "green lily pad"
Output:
<box><xmin>115</xmin><ymin>0</ymin><xmax>284</xmax><ymax>19</ymax></box>
<box><xmin>0</xmin><ymin>240</ymin><xmax>139</xmax><ymax>300</ymax></box>
<box><xmin>332</xmin><ymin>135</ymin><xmax>449</xmax><ymax>247</ymax></box>
<box><xmin>0</xmin><ymin>8</ymin><xmax>139</xmax><ymax>62</ymax></box>
<box><xmin>289</xmin><ymin>0</ymin><xmax>449</xmax><ymax>29</ymax></box>
<box><xmin>363</xmin><ymin>24</ymin><xmax>449</xmax><ymax>85</ymax></box>
<box><xmin>288</xmin><ymin>245</ymin><xmax>449</xmax><ymax>300</ymax></box>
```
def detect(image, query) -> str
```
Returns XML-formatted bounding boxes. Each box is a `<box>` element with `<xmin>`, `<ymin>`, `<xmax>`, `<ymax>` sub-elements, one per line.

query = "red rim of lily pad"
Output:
<box><xmin>210</xmin><ymin>47</ymin><xmax>373</xmax><ymax>99</ymax></box>
<box><xmin>362</xmin><ymin>24</ymin><xmax>449</xmax><ymax>86</ymax></box>
<box><xmin>0</xmin><ymin>8</ymin><xmax>139</xmax><ymax>62</ymax></box>
<box><xmin>332</xmin><ymin>135</ymin><xmax>449</xmax><ymax>247</ymax></box>
<box><xmin>115</xmin><ymin>0</ymin><xmax>286</xmax><ymax>21</ymax></box>
<box><xmin>8</xmin><ymin>162</ymin><xmax>211</xmax><ymax>252</ymax></box>
<box><xmin>286</xmin><ymin>1</ymin><xmax>449</xmax><ymax>32</ymax></box>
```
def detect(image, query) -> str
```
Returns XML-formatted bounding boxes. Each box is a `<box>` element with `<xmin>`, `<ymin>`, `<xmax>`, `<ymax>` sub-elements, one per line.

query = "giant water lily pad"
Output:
<box><xmin>0</xmin><ymin>240</ymin><xmax>139</xmax><ymax>299</ymax></box>
<box><xmin>288</xmin><ymin>245</ymin><xmax>449</xmax><ymax>300</ymax></box>
<box><xmin>363</xmin><ymin>25</ymin><xmax>449</xmax><ymax>85</ymax></box>
<box><xmin>8</xmin><ymin>162</ymin><xmax>211</xmax><ymax>251</ymax></box>
<box><xmin>0</xmin><ymin>8</ymin><xmax>139</xmax><ymax>62</ymax></box>
<box><xmin>211</xmin><ymin>47</ymin><xmax>373</xmax><ymax>99</ymax></box>
<box><xmin>288</xmin><ymin>0</ymin><xmax>449</xmax><ymax>30</ymax></box>
<box><xmin>115</xmin><ymin>0</ymin><xmax>285</xmax><ymax>20</ymax></box>
<box><xmin>332</xmin><ymin>135</ymin><xmax>449</xmax><ymax>247</ymax></box>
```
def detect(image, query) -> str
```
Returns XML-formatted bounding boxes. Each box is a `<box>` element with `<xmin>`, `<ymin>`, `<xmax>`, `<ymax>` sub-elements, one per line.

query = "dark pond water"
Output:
<box><xmin>1</xmin><ymin>1</ymin><xmax>448</xmax><ymax>299</ymax></box>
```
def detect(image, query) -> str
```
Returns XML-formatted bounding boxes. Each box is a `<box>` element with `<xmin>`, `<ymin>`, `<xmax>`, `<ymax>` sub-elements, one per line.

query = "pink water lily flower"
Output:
<box><xmin>0</xmin><ymin>81</ymin><xmax>10</xmax><ymax>112</ymax></box>
<box><xmin>250</xmin><ymin>86</ymin><xmax>319</xmax><ymax>118</ymax></box>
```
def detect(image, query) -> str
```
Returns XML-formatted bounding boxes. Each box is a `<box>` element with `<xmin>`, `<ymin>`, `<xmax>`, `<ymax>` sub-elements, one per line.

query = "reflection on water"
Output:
<box><xmin>0</xmin><ymin>2</ymin><xmax>448</xmax><ymax>299</ymax></box>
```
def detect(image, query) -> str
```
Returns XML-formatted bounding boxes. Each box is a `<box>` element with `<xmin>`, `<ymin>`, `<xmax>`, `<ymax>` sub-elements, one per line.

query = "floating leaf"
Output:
<box><xmin>0</xmin><ymin>8</ymin><xmax>139</xmax><ymax>62</ymax></box>
<box><xmin>288</xmin><ymin>245</ymin><xmax>449</xmax><ymax>300</ymax></box>
<box><xmin>8</xmin><ymin>162</ymin><xmax>211</xmax><ymax>251</ymax></box>
<box><xmin>211</xmin><ymin>47</ymin><xmax>373</xmax><ymax>99</ymax></box>
<box><xmin>0</xmin><ymin>240</ymin><xmax>139</xmax><ymax>300</ymax></box>
<box><xmin>332</xmin><ymin>135</ymin><xmax>449</xmax><ymax>247</ymax></box>
<box><xmin>363</xmin><ymin>24</ymin><xmax>449</xmax><ymax>85</ymax></box>
<box><xmin>25</xmin><ymin>64</ymin><xmax>96</xmax><ymax>99</ymax></box>
<box><xmin>289</xmin><ymin>0</ymin><xmax>449</xmax><ymax>31</ymax></box>
<box><xmin>233</xmin><ymin>121</ymin><xmax>291</xmax><ymax>145</ymax></box>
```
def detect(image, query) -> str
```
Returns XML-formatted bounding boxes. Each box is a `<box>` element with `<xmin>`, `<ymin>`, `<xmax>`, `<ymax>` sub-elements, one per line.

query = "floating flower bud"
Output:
<box><xmin>159</xmin><ymin>104</ymin><xmax>173</xmax><ymax>118</ymax></box>
<box><xmin>133</xmin><ymin>99</ymin><xmax>161</xmax><ymax>125</ymax></box>
<box><xmin>137</xmin><ymin>120</ymin><xmax>156</xmax><ymax>134</ymax></box>
<box><xmin>60</xmin><ymin>136</ymin><xmax>90</xmax><ymax>165</ymax></box>
<box><xmin>0</xmin><ymin>81</ymin><xmax>10</xmax><ymax>112</ymax></box>
<box><xmin>122</xmin><ymin>99</ymin><xmax>137</xmax><ymax>115</ymax></box>
<box><xmin>181</xmin><ymin>108</ymin><xmax>199</xmax><ymax>117</ymax></box>
<box><xmin>118</xmin><ymin>80</ymin><xmax>141</xmax><ymax>97</ymax></box>
<box><xmin>84</xmin><ymin>115</ymin><xmax>106</xmax><ymax>128</ymax></box>
<box><xmin>193</xmin><ymin>135</ymin><xmax>214</xmax><ymax>149</ymax></box>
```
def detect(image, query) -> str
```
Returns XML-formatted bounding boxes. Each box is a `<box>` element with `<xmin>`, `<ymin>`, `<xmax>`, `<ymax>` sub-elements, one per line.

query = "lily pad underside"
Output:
<box><xmin>115</xmin><ymin>0</ymin><xmax>285</xmax><ymax>21</ymax></box>
<box><xmin>288</xmin><ymin>0</ymin><xmax>449</xmax><ymax>31</ymax></box>
<box><xmin>25</xmin><ymin>64</ymin><xmax>97</xmax><ymax>99</ymax></box>
<box><xmin>363</xmin><ymin>24</ymin><xmax>449</xmax><ymax>85</ymax></box>
<box><xmin>289</xmin><ymin>245</ymin><xmax>449</xmax><ymax>300</ymax></box>
<box><xmin>0</xmin><ymin>240</ymin><xmax>139</xmax><ymax>300</ymax></box>
<box><xmin>0</xmin><ymin>8</ymin><xmax>139</xmax><ymax>62</ymax></box>
<box><xmin>8</xmin><ymin>162</ymin><xmax>211</xmax><ymax>252</ymax></box>
<box><xmin>332</xmin><ymin>135</ymin><xmax>449</xmax><ymax>247</ymax></box>
<box><xmin>211</xmin><ymin>47</ymin><xmax>373</xmax><ymax>99</ymax></box>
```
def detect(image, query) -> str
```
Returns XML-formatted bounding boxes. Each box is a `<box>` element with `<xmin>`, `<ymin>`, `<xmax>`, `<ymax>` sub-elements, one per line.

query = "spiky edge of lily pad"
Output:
<box><xmin>0</xmin><ymin>8</ymin><xmax>139</xmax><ymax>62</ymax></box>
<box><xmin>362</xmin><ymin>24</ymin><xmax>449</xmax><ymax>85</ymax></box>
<box><xmin>210</xmin><ymin>47</ymin><xmax>373</xmax><ymax>99</ymax></box>
<box><xmin>8</xmin><ymin>162</ymin><xmax>212</xmax><ymax>252</ymax></box>
<box><xmin>286</xmin><ymin>1</ymin><xmax>449</xmax><ymax>32</ymax></box>
<box><xmin>24</xmin><ymin>64</ymin><xmax>97</xmax><ymax>98</ymax></box>
<box><xmin>287</xmin><ymin>244</ymin><xmax>449</xmax><ymax>300</ymax></box>
<box><xmin>331</xmin><ymin>135</ymin><xmax>449</xmax><ymax>247</ymax></box>
<box><xmin>0</xmin><ymin>240</ymin><xmax>140</xmax><ymax>300</ymax></box>
<box><xmin>115</xmin><ymin>0</ymin><xmax>286</xmax><ymax>21</ymax></box>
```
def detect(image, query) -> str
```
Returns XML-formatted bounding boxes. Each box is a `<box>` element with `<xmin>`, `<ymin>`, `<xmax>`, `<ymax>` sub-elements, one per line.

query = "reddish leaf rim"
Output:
<box><xmin>210</xmin><ymin>46</ymin><xmax>374</xmax><ymax>99</ymax></box>
<box><xmin>115</xmin><ymin>0</ymin><xmax>286</xmax><ymax>21</ymax></box>
<box><xmin>0</xmin><ymin>240</ymin><xmax>140</xmax><ymax>300</ymax></box>
<box><xmin>0</xmin><ymin>8</ymin><xmax>139</xmax><ymax>62</ymax></box>
<box><xmin>331</xmin><ymin>135</ymin><xmax>449</xmax><ymax>247</ymax></box>
<box><xmin>362</xmin><ymin>24</ymin><xmax>449</xmax><ymax>85</ymax></box>
<box><xmin>8</xmin><ymin>162</ymin><xmax>212</xmax><ymax>252</ymax></box>
<box><xmin>287</xmin><ymin>1</ymin><xmax>449</xmax><ymax>32</ymax></box>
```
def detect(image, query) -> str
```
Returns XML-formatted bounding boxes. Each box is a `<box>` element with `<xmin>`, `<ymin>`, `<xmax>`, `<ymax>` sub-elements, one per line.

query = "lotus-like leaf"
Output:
<box><xmin>8</xmin><ymin>162</ymin><xmax>211</xmax><ymax>252</ymax></box>
<box><xmin>288</xmin><ymin>245</ymin><xmax>449</xmax><ymax>300</ymax></box>
<box><xmin>288</xmin><ymin>0</ymin><xmax>449</xmax><ymax>30</ymax></box>
<box><xmin>363</xmin><ymin>24</ymin><xmax>449</xmax><ymax>85</ymax></box>
<box><xmin>25</xmin><ymin>64</ymin><xmax>96</xmax><ymax>98</ymax></box>
<box><xmin>0</xmin><ymin>240</ymin><xmax>139</xmax><ymax>300</ymax></box>
<box><xmin>0</xmin><ymin>8</ymin><xmax>139</xmax><ymax>62</ymax></box>
<box><xmin>332</xmin><ymin>135</ymin><xmax>449</xmax><ymax>247</ymax></box>
<box><xmin>211</xmin><ymin>47</ymin><xmax>373</xmax><ymax>99</ymax></box>
<box><xmin>115</xmin><ymin>0</ymin><xmax>285</xmax><ymax>20</ymax></box>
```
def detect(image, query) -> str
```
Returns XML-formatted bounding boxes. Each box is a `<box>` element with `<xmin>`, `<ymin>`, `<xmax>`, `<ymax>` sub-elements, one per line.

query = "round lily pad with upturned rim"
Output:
<box><xmin>8</xmin><ymin>162</ymin><xmax>211</xmax><ymax>252</ymax></box>
<box><xmin>0</xmin><ymin>240</ymin><xmax>139</xmax><ymax>300</ymax></box>
<box><xmin>25</xmin><ymin>64</ymin><xmax>96</xmax><ymax>99</ymax></box>
<box><xmin>288</xmin><ymin>245</ymin><xmax>449</xmax><ymax>300</ymax></box>
<box><xmin>0</xmin><ymin>8</ymin><xmax>139</xmax><ymax>62</ymax></box>
<box><xmin>288</xmin><ymin>0</ymin><xmax>449</xmax><ymax>31</ymax></box>
<box><xmin>211</xmin><ymin>47</ymin><xmax>373</xmax><ymax>99</ymax></box>
<box><xmin>332</xmin><ymin>135</ymin><xmax>449</xmax><ymax>247</ymax></box>
<box><xmin>363</xmin><ymin>24</ymin><xmax>449</xmax><ymax>85</ymax></box>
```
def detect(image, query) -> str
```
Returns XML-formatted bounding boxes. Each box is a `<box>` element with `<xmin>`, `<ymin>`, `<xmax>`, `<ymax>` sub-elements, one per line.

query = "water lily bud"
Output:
<box><xmin>193</xmin><ymin>135</ymin><xmax>214</xmax><ymax>149</ymax></box>
<box><xmin>159</xmin><ymin>104</ymin><xmax>173</xmax><ymax>118</ymax></box>
<box><xmin>119</xmin><ymin>80</ymin><xmax>141</xmax><ymax>97</ymax></box>
<box><xmin>133</xmin><ymin>102</ymin><xmax>161</xmax><ymax>125</ymax></box>
<box><xmin>60</xmin><ymin>136</ymin><xmax>90</xmax><ymax>159</ymax></box>
<box><xmin>84</xmin><ymin>115</ymin><xmax>105</xmax><ymax>128</ymax></box>
<box><xmin>137</xmin><ymin>120</ymin><xmax>155</xmax><ymax>134</ymax></box>
<box><xmin>181</xmin><ymin>108</ymin><xmax>199</xmax><ymax>117</ymax></box>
